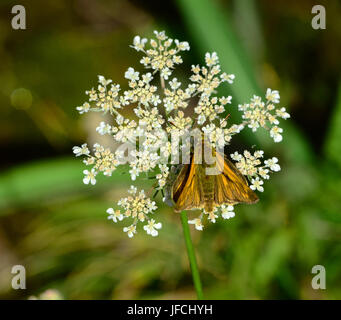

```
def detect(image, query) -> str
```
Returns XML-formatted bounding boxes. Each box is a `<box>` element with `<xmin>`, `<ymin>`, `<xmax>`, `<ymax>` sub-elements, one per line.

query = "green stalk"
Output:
<box><xmin>180</xmin><ymin>211</ymin><xmax>204</xmax><ymax>300</ymax></box>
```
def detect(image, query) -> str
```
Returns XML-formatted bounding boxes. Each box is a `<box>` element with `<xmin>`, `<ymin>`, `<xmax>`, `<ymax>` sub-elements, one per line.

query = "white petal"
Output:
<box><xmin>83</xmin><ymin>177</ymin><xmax>90</xmax><ymax>184</ymax></box>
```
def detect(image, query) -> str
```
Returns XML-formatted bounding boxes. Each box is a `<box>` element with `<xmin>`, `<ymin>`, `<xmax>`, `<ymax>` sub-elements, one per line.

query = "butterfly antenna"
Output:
<box><xmin>220</xmin><ymin>113</ymin><xmax>231</xmax><ymax>125</ymax></box>
<box><xmin>168</xmin><ymin>120</ymin><xmax>182</xmax><ymax>130</ymax></box>
<box><xmin>146</xmin><ymin>182</ymin><xmax>158</xmax><ymax>197</ymax></box>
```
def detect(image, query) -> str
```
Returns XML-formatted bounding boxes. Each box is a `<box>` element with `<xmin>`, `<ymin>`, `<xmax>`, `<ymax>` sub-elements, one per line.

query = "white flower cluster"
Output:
<box><xmin>238</xmin><ymin>90</ymin><xmax>290</xmax><ymax>142</ymax></box>
<box><xmin>132</xmin><ymin>30</ymin><xmax>190</xmax><ymax>80</ymax></box>
<box><xmin>231</xmin><ymin>150</ymin><xmax>281</xmax><ymax>192</ymax></box>
<box><xmin>76</xmin><ymin>76</ymin><xmax>125</xmax><ymax>115</ymax></box>
<box><xmin>124</xmin><ymin>69</ymin><xmax>161</xmax><ymax>107</ymax></box>
<box><xmin>73</xmin><ymin>143</ymin><xmax>121</xmax><ymax>179</ymax></box>
<box><xmin>191</xmin><ymin>56</ymin><xmax>234</xmax><ymax>100</ymax></box>
<box><xmin>107</xmin><ymin>186</ymin><xmax>160</xmax><ymax>238</ymax></box>
<box><xmin>73</xmin><ymin>30</ymin><xmax>290</xmax><ymax>236</ymax></box>
<box><xmin>189</xmin><ymin>204</ymin><xmax>236</xmax><ymax>231</ymax></box>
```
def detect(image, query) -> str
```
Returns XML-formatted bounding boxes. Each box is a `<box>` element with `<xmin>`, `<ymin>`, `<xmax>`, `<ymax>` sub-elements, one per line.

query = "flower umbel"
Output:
<box><xmin>111</xmin><ymin>186</ymin><xmax>159</xmax><ymax>238</ymax></box>
<box><xmin>73</xmin><ymin>30</ymin><xmax>290</xmax><ymax>236</ymax></box>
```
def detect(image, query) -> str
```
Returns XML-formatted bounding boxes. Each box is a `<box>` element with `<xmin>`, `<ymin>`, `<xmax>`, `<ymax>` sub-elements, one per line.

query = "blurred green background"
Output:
<box><xmin>0</xmin><ymin>0</ymin><xmax>340</xmax><ymax>299</ymax></box>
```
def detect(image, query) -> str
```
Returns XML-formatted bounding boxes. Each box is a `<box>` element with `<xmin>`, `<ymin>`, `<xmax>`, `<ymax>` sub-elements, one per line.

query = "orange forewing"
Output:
<box><xmin>172</xmin><ymin>153</ymin><xmax>204</xmax><ymax>211</ymax></box>
<box><xmin>214</xmin><ymin>151</ymin><xmax>259</xmax><ymax>206</ymax></box>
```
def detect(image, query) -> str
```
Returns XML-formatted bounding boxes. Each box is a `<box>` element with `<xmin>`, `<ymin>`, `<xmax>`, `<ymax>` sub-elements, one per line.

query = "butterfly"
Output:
<box><xmin>164</xmin><ymin>148</ymin><xmax>258</xmax><ymax>213</ymax></box>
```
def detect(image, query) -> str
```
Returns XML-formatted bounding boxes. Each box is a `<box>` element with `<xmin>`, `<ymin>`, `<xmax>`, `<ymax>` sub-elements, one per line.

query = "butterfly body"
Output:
<box><xmin>198</xmin><ymin>164</ymin><xmax>215</xmax><ymax>212</ymax></box>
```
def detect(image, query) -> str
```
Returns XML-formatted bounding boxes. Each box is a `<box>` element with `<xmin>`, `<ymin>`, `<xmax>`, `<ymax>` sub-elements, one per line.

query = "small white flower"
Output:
<box><xmin>266</xmin><ymin>88</ymin><xmax>280</xmax><ymax>104</ymax></box>
<box><xmin>219</xmin><ymin>96</ymin><xmax>232</xmax><ymax>104</ymax></box>
<box><xmin>129</xmin><ymin>167</ymin><xmax>139</xmax><ymax>181</ymax></box>
<box><xmin>140</xmin><ymin>56</ymin><xmax>151</xmax><ymax>66</ymax></box>
<box><xmin>197</xmin><ymin>114</ymin><xmax>206</xmax><ymax>125</ymax></box>
<box><xmin>258</xmin><ymin>167</ymin><xmax>270</xmax><ymax>179</ymax></box>
<box><xmin>191</xmin><ymin>64</ymin><xmax>200</xmax><ymax>74</ymax></box>
<box><xmin>221</xmin><ymin>205</ymin><xmax>235</xmax><ymax>219</ymax></box>
<box><xmin>229</xmin><ymin>124</ymin><xmax>244</xmax><ymax>134</ymax></box>
<box><xmin>98</xmin><ymin>75</ymin><xmax>112</xmax><ymax>86</ymax></box>
<box><xmin>221</xmin><ymin>73</ymin><xmax>235</xmax><ymax>84</ymax></box>
<box><xmin>164</xmin><ymin>38</ymin><xmax>173</xmax><ymax>47</ymax></box>
<box><xmin>150</xmin><ymin>39</ymin><xmax>157</xmax><ymax>48</ymax></box>
<box><xmin>153</xmin><ymin>30</ymin><xmax>167</xmax><ymax>40</ymax></box>
<box><xmin>131</xmin><ymin>35</ymin><xmax>147</xmax><ymax>52</ymax></box>
<box><xmin>150</xmin><ymin>95</ymin><xmax>161</xmax><ymax>106</ymax></box>
<box><xmin>83</xmin><ymin>168</ymin><xmax>97</xmax><ymax>185</ymax></box>
<box><xmin>175</xmin><ymin>39</ymin><xmax>190</xmax><ymax>51</ymax></box>
<box><xmin>169</xmin><ymin>78</ymin><xmax>181</xmax><ymax>90</ymax></box>
<box><xmin>205</xmin><ymin>52</ymin><xmax>219</xmax><ymax>66</ymax></box>
<box><xmin>207</xmin><ymin>210</ymin><xmax>218</xmax><ymax>223</ymax></box>
<box><xmin>107</xmin><ymin>208</ymin><xmax>124</xmax><ymax>223</ymax></box>
<box><xmin>254</xmin><ymin>150</ymin><xmax>264</xmax><ymax>158</ymax></box>
<box><xmin>73</xmin><ymin>143</ymin><xmax>90</xmax><ymax>157</ymax></box>
<box><xmin>276</xmin><ymin>107</ymin><xmax>290</xmax><ymax>119</ymax></box>
<box><xmin>268</xmin><ymin>114</ymin><xmax>280</xmax><ymax>125</ymax></box>
<box><xmin>264</xmin><ymin>157</ymin><xmax>281</xmax><ymax>172</ymax></box>
<box><xmin>128</xmin><ymin>185</ymin><xmax>137</xmax><ymax>194</ymax></box>
<box><xmin>142</xmin><ymin>72</ymin><xmax>153</xmax><ymax>84</ymax></box>
<box><xmin>230</xmin><ymin>151</ymin><xmax>242</xmax><ymax>161</ymax></box>
<box><xmin>96</xmin><ymin>122</ymin><xmax>112</xmax><ymax>135</ymax></box>
<box><xmin>143</xmin><ymin>219</ymin><xmax>162</xmax><ymax>237</ymax></box>
<box><xmin>270</xmin><ymin>126</ymin><xmax>283</xmax><ymax>142</ymax></box>
<box><xmin>186</xmin><ymin>84</ymin><xmax>197</xmax><ymax>95</ymax></box>
<box><xmin>76</xmin><ymin>102</ymin><xmax>90</xmax><ymax>114</ymax></box>
<box><xmin>188</xmin><ymin>218</ymin><xmax>203</xmax><ymax>231</ymax></box>
<box><xmin>161</xmin><ymin>67</ymin><xmax>171</xmax><ymax>80</ymax></box>
<box><xmin>227</xmin><ymin>74</ymin><xmax>235</xmax><ymax>84</ymax></box>
<box><xmin>123</xmin><ymin>225</ymin><xmax>137</xmax><ymax>238</ymax></box>
<box><xmin>250</xmin><ymin>177</ymin><xmax>264</xmax><ymax>192</ymax></box>
<box><xmin>248</xmin><ymin>121</ymin><xmax>259</xmax><ymax>132</ymax></box>
<box><xmin>125</xmin><ymin>67</ymin><xmax>139</xmax><ymax>81</ymax></box>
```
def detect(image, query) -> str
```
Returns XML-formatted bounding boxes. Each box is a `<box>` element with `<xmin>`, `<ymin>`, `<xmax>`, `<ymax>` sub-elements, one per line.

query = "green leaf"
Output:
<box><xmin>0</xmin><ymin>157</ymin><xmax>128</xmax><ymax>214</ymax></box>
<box><xmin>324</xmin><ymin>81</ymin><xmax>341</xmax><ymax>167</ymax></box>
<box><xmin>253</xmin><ymin>230</ymin><xmax>293</xmax><ymax>289</ymax></box>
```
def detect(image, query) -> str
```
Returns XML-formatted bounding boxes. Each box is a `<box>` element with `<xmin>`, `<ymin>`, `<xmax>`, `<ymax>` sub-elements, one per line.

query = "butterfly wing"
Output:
<box><xmin>164</xmin><ymin>164</ymin><xmax>184</xmax><ymax>207</ymax></box>
<box><xmin>172</xmin><ymin>153</ymin><xmax>204</xmax><ymax>212</ymax></box>
<box><xmin>171</xmin><ymin>151</ymin><xmax>258</xmax><ymax>212</ymax></box>
<box><xmin>214</xmin><ymin>152</ymin><xmax>259</xmax><ymax>205</ymax></box>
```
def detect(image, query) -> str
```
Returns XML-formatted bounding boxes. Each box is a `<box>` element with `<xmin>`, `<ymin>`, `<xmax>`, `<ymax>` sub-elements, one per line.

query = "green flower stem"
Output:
<box><xmin>180</xmin><ymin>211</ymin><xmax>204</xmax><ymax>300</ymax></box>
